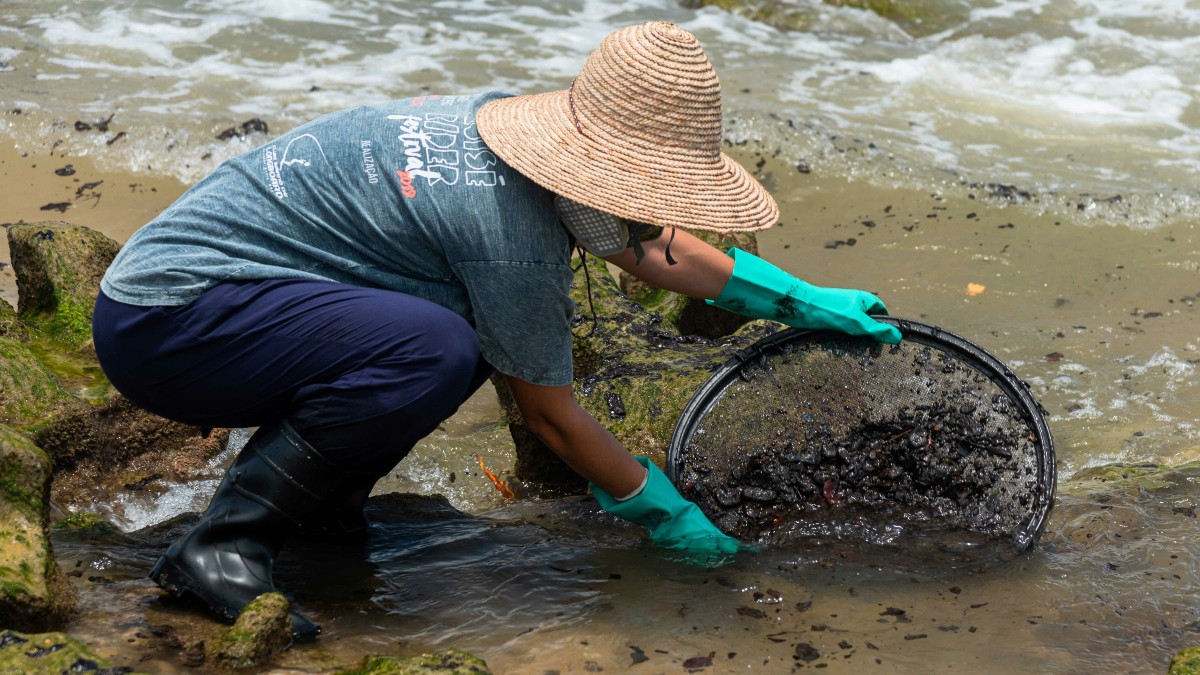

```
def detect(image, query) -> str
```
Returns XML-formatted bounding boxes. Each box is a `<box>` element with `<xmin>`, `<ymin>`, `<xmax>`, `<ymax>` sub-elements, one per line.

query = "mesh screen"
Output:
<box><xmin>672</xmin><ymin>328</ymin><xmax>1052</xmax><ymax>554</ymax></box>
<box><xmin>553</xmin><ymin>196</ymin><xmax>629</xmax><ymax>256</ymax></box>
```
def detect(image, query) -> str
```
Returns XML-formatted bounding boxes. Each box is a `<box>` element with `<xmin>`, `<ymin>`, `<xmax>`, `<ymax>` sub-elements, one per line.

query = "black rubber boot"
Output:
<box><xmin>149</xmin><ymin>420</ymin><xmax>353</xmax><ymax>641</ymax></box>
<box><xmin>293</xmin><ymin>480</ymin><xmax>375</xmax><ymax>539</ymax></box>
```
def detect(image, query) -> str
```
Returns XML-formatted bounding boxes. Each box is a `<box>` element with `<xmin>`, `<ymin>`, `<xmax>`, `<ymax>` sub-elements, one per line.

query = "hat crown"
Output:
<box><xmin>571</xmin><ymin>22</ymin><xmax>722</xmax><ymax>159</ymax></box>
<box><xmin>472</xmin><ymin>21</ymin><xmax>780</xmax><ymax>233</ymax></box>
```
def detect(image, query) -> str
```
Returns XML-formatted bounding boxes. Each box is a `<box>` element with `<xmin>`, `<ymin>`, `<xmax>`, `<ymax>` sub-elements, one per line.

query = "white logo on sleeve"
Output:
<box><xmin>262</xmin><ymin>134</ymin><xmax>328</xmax><ymax>200</ymax></box>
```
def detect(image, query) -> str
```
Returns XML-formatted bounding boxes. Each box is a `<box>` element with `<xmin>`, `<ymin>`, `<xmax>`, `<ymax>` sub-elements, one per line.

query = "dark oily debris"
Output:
<box><xmin>216</xmin><ymin>118</ymin><xmax>269</xmax><ymax>141</ymax></box>
<box><xmin>682</xmin><ymin>651</ymin><xmax>715</xmax><ymax>669</ymax></box>
<box><xmin>74</xmin><ymin>113</ymin><xmax>115</xmax><ymax>132</ymax></box>
<box><xmin>675</xmin><ymin>337</ymin><xmax>1045</xmax><ymax>553</ymax></box>
<box><xmin>793</xmin><ymin>642</ymin><xmax>820</xmax><ymax>662</ymax></box>
<box><xmin>629</xmin><ymin>645</ymin><xmax>649</xmax><ymax>664</ymax></box>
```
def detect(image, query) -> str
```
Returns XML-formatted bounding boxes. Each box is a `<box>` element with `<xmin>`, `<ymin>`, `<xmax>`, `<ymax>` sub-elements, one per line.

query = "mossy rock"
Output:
<box><xmin>1171</xmin><ymin>646</ymin><xmax>1200</xmax><ymax>675</ymax></box>
<box><xmin>497</xmin><ymin>253</ymin><xmax>777</xmax><ymax>491</ymax></box>
<box><xmin>24</xmin><ymin>336</ymin><xmax>113</xmax><ymax>405</ymax></box>
<box><xmin>823</xmin><ymin>0</ymin><xmax>971</xmax><ymax>35</ymax></box>
<box><xmin>8</xmin><ymin>222</ymin><xmax>120</xmax><ymax>350</ymax></box>
<box><xmin>35</xmin><ymin>394</ymin><xmax>229</xmax><ymax>512</ymax></box>
<box><xmin>0</xmin><ymin>336</ymin><xmax>85</xmax><ymax>429</ymax></box>
<box><xmin>51</xmin><ymin>511</ymin><xmax>120</xmax><ymax>534</ymax></box>
<box><xmin>0</xmin><ymin>298</ymin><xmax>30</xmax><ymax>343</ymax></box>
<box><xmin>1053</xmin><ymin>462</ymin><xmax>1200</xmax><ymax>550</ymax></box>
<box><xmin>214</xmin><ymin>592</ymin><xmax>292</xmax><ymax>669</ymax></box>
<box><xmin>679</xmin><ymin>0</ymin><xmax>822</xmax><ymax>33</ymax></box>
<box><xmin>337</xmin><ymin>649</ymin><xmax>491</xmax><ymax>674</ymax></box>
<box><xmin>0</xmin><ymin>426</ymin><xmax>75</xmax><ymax>632</ymax></box>
<box><xmin>1064</xmin><ymin>462</ymin><xmax>1189</xmax><ymax>496</ymax></box>
<box><xmin>0</xmin><ymin>630</ymin><xmax>114</xmax><ymax>673</ymax></box>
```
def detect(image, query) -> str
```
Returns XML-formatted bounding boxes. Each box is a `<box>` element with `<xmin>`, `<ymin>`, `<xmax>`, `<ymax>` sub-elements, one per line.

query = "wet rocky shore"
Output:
<box><xmin>0</xmin><ymin>213</ymin><xmax>1197</xmax><ymax>673</ymax></box>
<box><xmin>0</xmin><ymin>106</ymin><xmax>1196</xmax><ymax>669</ymax></box>
<box><xmin>0</xmin><ymin>207</ymin><xmax>787</xmax><ymax>672</ymax></box>
<box><xmin>0</xmin><ymin>220</ymin><xmax>496</xmax><ymax>672</ymax></box>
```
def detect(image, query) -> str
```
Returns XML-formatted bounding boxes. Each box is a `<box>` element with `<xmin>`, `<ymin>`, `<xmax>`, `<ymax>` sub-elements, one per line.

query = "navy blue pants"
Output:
<box><xmin>93</xmin><ymin>279</ymin><xmax>493</xmax><ymax>475</ymax></box>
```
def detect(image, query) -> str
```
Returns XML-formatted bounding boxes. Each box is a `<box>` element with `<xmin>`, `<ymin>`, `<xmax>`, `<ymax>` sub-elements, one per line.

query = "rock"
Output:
<box><xmin>51</xmin><ymin>511</ymin><xmax>119</xmax><ymax>534</ymax></box>
<box><xmin>0</xmin><ymin>426</ymin><xmax>75</xmax><ymax>631</ymax></box>
<box><xmin>0</xmin><ymin>630</ymin><xmax>115</xmax><ymax>673</ymax></box>
<box><xmin>1056</xmin><ymin>461</ymin><xmax>1200</xmax><ymax>550</ymax></box>
<box><xmin>0</xmin><ymin>298</ymin><xmax>30</xmax><ymax>342</ymax></box>
<box><xmin>0</xmin><ymin>336</ymin><xmax>86</xmax><ymax>428</ymax></box>
<box><xmin>34</xmin><ymin>394</ymin><xmax>229</xmax><ymax>513</ymax></box>
<box><xmin>1171</xmin><ymin>646</ymin><xmax>1200</xmax><ymax>675</ymax></box>
<box><xmin>8</xmin><ymin>222</ymin><xmax>120</xmax><ymax>350</ymax></box>
<box><xmin>214</xmin><ymin>592</ymin><xmax>292</xmax><ymax>669</ymax></box>
<box><xmin>2</xmin><ymin>218</ymin><xmax>228</xmax><ymax>526</ymax></box>
<box><xmin>1067</xmin><ymin>462</ymin><xmax>1174</xmax><ymax>493</ymax></box>
<box><xmin>496</xmin><ymin>252</ymin><xmax>778</xmax><ymax>492</ymax></box>
<box><xmin>336</xmin><ymin>649</ymin><xmax>492</xmax><ymax>674</ymax></box>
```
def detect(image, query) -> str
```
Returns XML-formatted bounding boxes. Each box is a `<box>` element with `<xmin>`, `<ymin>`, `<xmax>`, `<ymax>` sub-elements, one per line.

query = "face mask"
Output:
<box><xmin>553</xmin><ymin>195</ymin><xmax>630</xmax><ymax>257</ymax></box>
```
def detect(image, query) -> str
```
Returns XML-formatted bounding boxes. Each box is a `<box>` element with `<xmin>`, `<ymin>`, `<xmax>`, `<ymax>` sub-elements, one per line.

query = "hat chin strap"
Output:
<box><xmin>663</xmin><ymin>227</ymin><xmax>678</xmax><ymax>266</ymax></box>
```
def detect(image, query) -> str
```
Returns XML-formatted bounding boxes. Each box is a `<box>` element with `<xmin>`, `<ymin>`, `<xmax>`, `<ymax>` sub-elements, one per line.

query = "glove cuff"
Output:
<box><xmin>613</xmin><ymin>466</ymin><xmax>650</xmax><ymax>502</ymax></box>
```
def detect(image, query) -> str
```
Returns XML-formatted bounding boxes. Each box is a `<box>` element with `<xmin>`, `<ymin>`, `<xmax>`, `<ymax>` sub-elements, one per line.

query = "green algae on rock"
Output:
<box><xmin>1054</xmin><ymin>461</ymin><xmax>1200</xmax><ymax>550</ymax></box>
<box><xmin>0</xmin><ymin>336</ymin><xmax>85</xmax><ymax>429</ymax></box>
<box><xmin>8</xmin><ymin>222</ymin><xmax>120</xmax><ymax>351</ymax></box>
<box><xmin>0</xmin><ymin>426</ymin><xmax>74</xmax><ymax>632</ymax></box>
<box><xmin>215</xmin><ymin>591</ymin><xmax>292</xmax><ymax>670</ymax></box>
<box><xmin>495</xmin><ymin>252</ymin><xmax>778</xmax><ymax>491</ymax></box>
<box><xmin>0</xmin><ymin>298</ymin><xmax>30</xmax><ymax>343</ymax></box>
<box><xmin>51</xmin><ymin>511</ymin><xmax>120</xmax><ymax>534</ymax></box>
<box><xmin>0</xmin><ymin>629</ymin><xmax>116</xmax><ymax>673</ymax></box>
<box><xmin>337</xmin><ymin>649</ymin><xmax>491</xmax><ymax>675</ymax></box>
<box><xmin>1066</xmin><ymin>462</ymin><xmax>1179</xmax><ymax>494</ymax></box>
<box><xmin>1171</xmin><ymin>646</ymin><xmax>1200</xmax><ymax>675</ymax></box>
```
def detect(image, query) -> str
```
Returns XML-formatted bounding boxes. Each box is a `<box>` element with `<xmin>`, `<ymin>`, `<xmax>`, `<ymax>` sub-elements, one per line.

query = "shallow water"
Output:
<box><xmin>53</xmin><ymin>463</ymin><xmax>1200</xmax><ymax>673</ymax></box>
<box><xmin>53</xmin><ymin>173</ymin><xmax>1199</xmax><ymax>672</ymax></box>
<box><xmin>3</xmin><ymin>0</ymin><xmax>1200</xmax><ymax>672</ymax></box>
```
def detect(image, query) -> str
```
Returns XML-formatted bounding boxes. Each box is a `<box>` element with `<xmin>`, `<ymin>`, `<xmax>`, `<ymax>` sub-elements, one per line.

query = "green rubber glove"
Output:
<box><xmin>707</xmin><ymin>248</ymin><xmax>902</xmax><ymax>344</ymax></box>
<box><xmin>591</xmin><ymin>457</ymin><xmax>745</xmax><ymax>561</ymax></box>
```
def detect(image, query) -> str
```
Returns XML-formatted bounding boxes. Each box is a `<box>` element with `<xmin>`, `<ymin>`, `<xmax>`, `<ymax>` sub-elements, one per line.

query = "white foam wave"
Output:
<box><xmin>108</xmin><ymin>478</ymin><xmax>220</xmax><ymax>532</ymax></box>
<box><xmin>3</xmin><ymin>0</ymin><xmax>1199</xmax><ymax>220</ymax></box>
<box><xmin>35</xmin><ymin>12</ymin><xmax>241</xmax><ymax>65</ymax></box>
<box><xmin>864</xmin><ymin>35</ymin><xmax>1190</xmax><ymax>130</ymax></box>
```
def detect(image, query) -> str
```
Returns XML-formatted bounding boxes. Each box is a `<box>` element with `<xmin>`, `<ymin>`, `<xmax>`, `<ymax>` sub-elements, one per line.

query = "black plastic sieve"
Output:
<box><xmin>667</xmin><ymin>317</ymin><xmax>1055</xmax><ymax>557</ymax></box>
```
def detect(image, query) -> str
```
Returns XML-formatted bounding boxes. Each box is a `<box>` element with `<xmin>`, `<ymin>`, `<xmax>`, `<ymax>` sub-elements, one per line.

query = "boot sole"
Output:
<box><xmin>149</xmin><ymin>555</ymin><xmax>240</xmax><ymax>622</ymax></box>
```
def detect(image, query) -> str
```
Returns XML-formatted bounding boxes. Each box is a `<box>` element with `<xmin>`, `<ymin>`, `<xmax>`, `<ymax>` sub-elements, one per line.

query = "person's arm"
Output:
<box><xmin>603</xmin><ymin>227</ymin><xmax>733</xmax><ymax>300</ymax></box>
<box><xmin>503</xmin><ymin>376</ymin><xmax>645</xmax><ymax>496</ymax></box>
<box><xmin>605</xmin><ymin>227</ymin><xmax>901</xmax><ymax>344</ymax></box>
<box><xmin>505</xmin><ymin>374</ymin><xmax>743</xmax><ymax>557</ymax></box>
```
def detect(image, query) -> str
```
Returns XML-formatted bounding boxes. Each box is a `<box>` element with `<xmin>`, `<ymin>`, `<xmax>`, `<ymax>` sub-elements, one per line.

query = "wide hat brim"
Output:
<box><xmin>476</xmin><ymin>89</ymin><xmax>780</xmax><ymax>234</ymax></box>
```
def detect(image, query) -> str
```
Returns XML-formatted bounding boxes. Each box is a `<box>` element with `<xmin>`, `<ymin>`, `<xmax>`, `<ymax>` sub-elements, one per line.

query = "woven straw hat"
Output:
<box><xmin>476</xmin><ymin>21</ymin><xmax>779</xmax><ymax>233</ymax></box>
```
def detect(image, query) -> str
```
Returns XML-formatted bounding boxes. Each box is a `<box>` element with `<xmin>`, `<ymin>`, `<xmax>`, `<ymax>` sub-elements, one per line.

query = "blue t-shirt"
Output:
<box><xmin>101</xmin><ymin>92</ymin><xmax>576</xmax><ymax>386</ymax></box>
